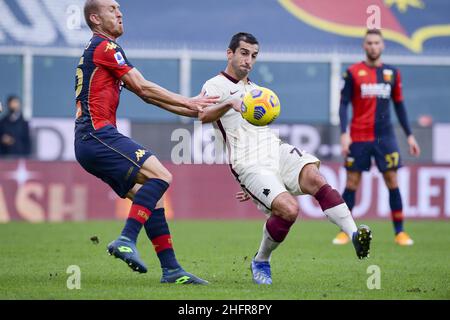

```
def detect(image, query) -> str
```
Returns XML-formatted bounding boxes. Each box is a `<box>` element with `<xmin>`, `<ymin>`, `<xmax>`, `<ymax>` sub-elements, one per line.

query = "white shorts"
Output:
<box><xmin>232</xmin><ymin>143</ymin><xmax>320</xmax><ymax>215</ymax></box>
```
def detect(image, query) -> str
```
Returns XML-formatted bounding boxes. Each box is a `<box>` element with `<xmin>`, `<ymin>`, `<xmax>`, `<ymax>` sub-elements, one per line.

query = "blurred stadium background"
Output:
<box><xmin>0</xmin><ymin>0</ymin><xmax>449</xmax><ymax>223</ymax></box>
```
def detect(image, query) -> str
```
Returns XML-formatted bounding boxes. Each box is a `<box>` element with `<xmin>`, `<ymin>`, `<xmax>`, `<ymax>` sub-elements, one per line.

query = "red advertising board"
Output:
<box><xmin>0</xmin><ymin>160</ymin><xmax>449</xmax><ymax>222</ymax></box>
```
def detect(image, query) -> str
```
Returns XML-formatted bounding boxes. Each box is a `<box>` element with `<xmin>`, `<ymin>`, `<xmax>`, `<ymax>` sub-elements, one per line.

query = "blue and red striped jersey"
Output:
<box><xmin>340</xmin><ymin>61</ymin><xmax>404</xmax><ymax>142</ymax></box>
<box><xmin>75</xmin><ymin>34</ymin><xmax>133</xmax><ymax>132</ymax></box>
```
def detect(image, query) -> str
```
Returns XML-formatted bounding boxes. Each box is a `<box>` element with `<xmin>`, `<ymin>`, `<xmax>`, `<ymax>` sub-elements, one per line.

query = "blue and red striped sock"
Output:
<box><xmin>389</xmin><ymin>188</ymin><xmax>404</xmax><ymax>234</ymax></box>
<box><xmin>144</xmin><ymin>208</ymin><xmax>180</xmax><ymax>270</ymax></box>
<box><xmin>120</xmin><ymin>179</ymin><xmax>169</xmax><ymax>243</ymax></box>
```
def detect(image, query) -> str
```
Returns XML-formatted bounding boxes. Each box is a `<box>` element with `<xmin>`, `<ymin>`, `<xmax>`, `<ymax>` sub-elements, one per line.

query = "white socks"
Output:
<box><xmin>324</xmin><ymin>203</ymin><xmax>357</xmax><ymax>238</ymax></box>
<box><xmin>254</xmin><ymin>223</ymin><xmax>280</xmax><ymax>262</ymax></box>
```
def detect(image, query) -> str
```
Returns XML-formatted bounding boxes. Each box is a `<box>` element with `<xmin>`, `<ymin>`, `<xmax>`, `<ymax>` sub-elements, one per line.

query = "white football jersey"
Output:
<box><xmin>202</xmin><ymin>72</ymin><xmax>281</xmax><ymax>173</ymax></box>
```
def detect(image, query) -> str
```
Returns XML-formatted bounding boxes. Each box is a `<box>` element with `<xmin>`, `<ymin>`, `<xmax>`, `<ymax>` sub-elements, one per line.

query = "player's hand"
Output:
<box><xmin>236</xmin><ymin>190</ymin><xmax>250</xmax><ymax>202</ymax></box>
<box><xmin>230</xmin><ymin>99</ymin><xmax>242</xmax><ymax>113</ymax></box>
<box><xmin>340</xmin><ymin>133</ymin><xmax>352</xmax><ymax>156</ymax></box>
<box><xmin>407</xmin><ymin>135</ymin><xmax>421</xmax><ymax>157</ymax></box>
<box><xmin>1</xmin><ymin>134</ymin><xmax>15</xmax><ymax>146</ymax></box>
<box><xmin>187</xmin><ymin>91</ymin><xmax>220</xmax><ymax>113</ymax></box>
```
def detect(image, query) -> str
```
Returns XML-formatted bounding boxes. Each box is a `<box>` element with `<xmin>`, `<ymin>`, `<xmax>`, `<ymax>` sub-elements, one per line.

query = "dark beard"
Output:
<box><xmin>233</xmin><ymin>67</ymin><xmax>248</xmax><ymax>80</ymax></box>
<box><xmin>366</xmin><ymin>52</ymin><xmax>381</xmax><ymax>62</ymax></box>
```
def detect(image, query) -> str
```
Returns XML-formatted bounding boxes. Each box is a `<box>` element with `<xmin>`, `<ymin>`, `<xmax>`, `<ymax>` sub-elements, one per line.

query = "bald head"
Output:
<box><xmin>84</xmin><ymin>0</ymin><xmax>124</xmax><ymax>39</ymax></box>
<box><xmin>84</xmin><ymin>0</ymin><xmax>100</xmax><ymax>30</ymax></box>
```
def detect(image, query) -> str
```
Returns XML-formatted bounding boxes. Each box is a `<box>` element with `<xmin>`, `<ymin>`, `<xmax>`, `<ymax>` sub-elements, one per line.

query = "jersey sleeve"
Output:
<box><xmin>93</xmin><ymin>40</ymin><xmax>134</xmax><ymax>79</ymax></box>
<box><xmin>340</xmin><ymin>69</ymin><xmax>353</xmax><ymax>104</ymax></box>
<box><xmin>202</xmin><ymin>81</ymin><xmax>226</xmax><ymax>102</ymax></box>
<box><xmin>392</xmin><ymin>68</ymin><xmax>404</xmax><ymax>103</ymax></box>
<box><xmin>339</xmin><ymin>69</ymin><xmax>353</xmax><ymax>133</ymax></box>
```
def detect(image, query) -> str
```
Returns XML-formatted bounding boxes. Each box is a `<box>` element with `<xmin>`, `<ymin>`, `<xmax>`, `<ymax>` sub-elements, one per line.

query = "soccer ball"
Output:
<box><xmin>241</xmin><ymin>87</ymin><xmax>280</xmax><ymax>126</ymax></box>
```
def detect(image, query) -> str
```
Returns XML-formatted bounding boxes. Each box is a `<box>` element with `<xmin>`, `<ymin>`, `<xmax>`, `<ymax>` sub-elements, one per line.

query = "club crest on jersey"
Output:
<box><xmin>383</xmin><ymin>69</ymin><xmax>394</xmax><ymax>82</ymax></box>
<box><xmin>114</xmin><ymin>52</ymin><xmax>126</xmax><ymax>66</ymax></box>
<box><xmin>346</xmin><ymin>157</ymin><xmax>355</xmax><ymax>168</ymax></box>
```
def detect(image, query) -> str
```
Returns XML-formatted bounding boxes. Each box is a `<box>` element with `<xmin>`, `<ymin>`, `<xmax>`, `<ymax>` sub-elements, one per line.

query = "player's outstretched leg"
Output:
<box><xmin>251</xmin><ymin>193</ymin><xmax>298</xmax><ymax>285</ymax></box>
<box><xmin>144</xmin><ymin>206</ymin><xmax>208</xmax><ymax>285</ymax></box>
<box><xmin>314</xmin><ymin>184</ymin><xmax>373</xmax><ymax>259</ymax></box>
<box><xmin>300</xmin><ymin>164</ymin><xmax>372</xmax><ymax>259</ymax></box>
<box><xmin>332</xmin><ymin>170</ymin><xmax>361</xmax><ymax>245</ymax></box>
<box><xmin>332</xmin><ymin>188</ymin><xmax>356</xmax><ymax>245</ymax></box>
<box><xmin>108</xmin><ymin>178</ymin><xmax>169</xmax><ymax>273</ymax></box>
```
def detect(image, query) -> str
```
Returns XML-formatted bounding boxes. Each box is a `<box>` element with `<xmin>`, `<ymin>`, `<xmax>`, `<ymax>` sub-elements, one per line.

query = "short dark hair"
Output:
<box><xmin>365</xmin><ymin>29</ymin><xmax>383</xmax><ymax>38</ymax></box>
<box><xmin>84</xmin><ymin>0</ymin><xmax>100</xmax><ymax>30</ymax></box>
<box><xmin>228</xmin><ymin>32</ymin><xmax>259</xmax><ymax>52</ymax></box>
<box><xmin>7</xmin><ymin>95</ymin><xmax>20</xmax><ymax>106</ymax></box>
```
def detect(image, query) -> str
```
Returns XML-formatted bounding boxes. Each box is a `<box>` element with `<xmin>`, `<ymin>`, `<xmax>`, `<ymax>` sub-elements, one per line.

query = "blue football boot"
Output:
<box><xmin>160</xmin><ymin>267</ymin><xmax>209</xmax><ymax>285</ymax></box>
<box><xmin>352</xmin><ymin>225</ymin><xmax>372</xmax><ymax>259</ymax></box>
<box><xmin>251</xmin><ymin>258</ymin><xmax>272</xmax><ymax>285</ymax></box>
<box><xmin>107</xmin><ymin>236</ymin><xmax>147</xmax><ymax>273</ymax></box>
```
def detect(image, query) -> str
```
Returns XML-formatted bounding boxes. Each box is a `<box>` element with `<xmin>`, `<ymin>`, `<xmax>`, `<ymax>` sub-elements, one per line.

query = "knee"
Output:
<box><xmin>310</xmin><ymin>172</ymin><xmax>327</xmax><ymax>191</ymax></box>
<box><xmin>275</xmin><ymin>198</ymin><xmax>299</xmax><ymax>222</ymax></box>
<box><xmin>346</xmin><ymin>174</ymin><xmax>361</xmax><ymax>190</ymax></box>
<box><xmin>346</xmin><ymin>179</ymin><xmax>358</xmax><ymax>190</ymax></box>
<box><xmin>385</xmin><ymin>178</ymin><xmax>397</xmax><ymax>189</ymax></box>
<box><xmin>300</xmin><ymin>165</ymin><xmax>326</xmax><ymax>195</ymax></box>
<box><xmin>137</xmin><ymin>170</ymin><xmax>173</xmax><ymax>185</ymax></box>
<box><xmin>159</xmin><ymin>171</ymin><xmax>173</xmax><ymax>185</ymax></box>
<box><xmin>286</xmin><ymin>201</ymin><xmax>300</xmax><ymax>222</ymax></box>
<box><xmin>383</xmin><ymin>171</ymin><xmax>398</xmax><ymax>189</ymax></box>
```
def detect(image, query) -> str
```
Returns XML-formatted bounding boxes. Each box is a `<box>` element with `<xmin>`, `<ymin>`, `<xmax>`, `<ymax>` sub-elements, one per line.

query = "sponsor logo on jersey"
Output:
<box><xmin>105</xmin><ymin>42</ymin><xmax>118</xmax><ymax>52</ymax></box>
<box><xmin>135</xmin><ymin>149</ymin><xmax>146</xmax><ymax>161</ymax></box>
<box><xmin>263</xmin><ymin>189</ymin><xmax>271</xmax><ymax>196</ymax></box>
<box><xmin>361</xmin><ymin>83</ymin><xmax>392</xmax><ymax>99</ymax></box>
<box><xmin>358</xmin><ymin>69</ymin><xmax>368</xmax><ymax>77</ymax></box>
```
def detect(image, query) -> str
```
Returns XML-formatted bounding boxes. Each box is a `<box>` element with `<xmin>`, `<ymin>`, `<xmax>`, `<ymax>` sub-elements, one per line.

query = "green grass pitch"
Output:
<box><xmin>0</xmin><ymin>220</ymin><xmax>449</xmax><ymax>299</ymax></box>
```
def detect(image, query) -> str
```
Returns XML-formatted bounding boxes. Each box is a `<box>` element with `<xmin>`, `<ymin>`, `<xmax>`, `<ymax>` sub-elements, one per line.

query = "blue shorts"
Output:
<box><xmin>344</xmin><ymin>136</ymin><xmax>402</xmax><ymax>172</ymax></box>
<box><xmin>75</xmin><ymin>125</ymin><xmax>152</xmax><ymax>198</ymax></box>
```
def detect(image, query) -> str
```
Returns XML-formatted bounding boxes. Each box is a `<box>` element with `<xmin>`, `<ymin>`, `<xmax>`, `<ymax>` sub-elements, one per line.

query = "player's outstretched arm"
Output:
<box><xmin>122</xmin><ymin>68</ymin><xmax>219</xmax><ymax>112</ymax></box>
<box><xmin>198</xmin><ymin>99</ymin><xmax>241</xmax><ymax>123</ymax></box>
<box><xmin>140</xmin><ymin>96</ymin><xmax>198</xmax><ymax>117</ymax></box>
